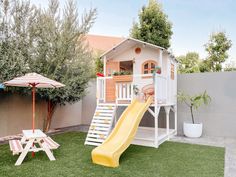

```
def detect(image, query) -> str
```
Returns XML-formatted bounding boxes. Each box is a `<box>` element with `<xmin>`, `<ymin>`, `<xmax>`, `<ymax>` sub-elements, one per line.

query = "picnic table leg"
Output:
<box><xmin>15</xmin><ymin>139</ymin><xmax>34</xmax><ymax>166</ymax></box>
<box><xmin>43</xmin><ymin>146</ymin><xmax>56</xmax><ymax>161</ymax></box>
<box><xmin>37</xmin><ymin>138</ymin><xmax>56</xmax><ymax>161</ymax></box>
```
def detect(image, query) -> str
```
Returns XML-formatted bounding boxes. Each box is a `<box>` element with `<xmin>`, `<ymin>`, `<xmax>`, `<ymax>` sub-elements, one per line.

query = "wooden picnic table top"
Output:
<box><xmin>22</xmin><ymin>129</ymin><xmax>47</xmax><ymax>139</ymax></box>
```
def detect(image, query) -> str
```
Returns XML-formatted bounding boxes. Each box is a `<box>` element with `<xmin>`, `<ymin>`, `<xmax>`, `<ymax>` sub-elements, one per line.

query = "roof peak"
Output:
<box><xmin>100</xmin><ymin>38</ymin><xmax>166</xmax><ymax>58</ymax></box>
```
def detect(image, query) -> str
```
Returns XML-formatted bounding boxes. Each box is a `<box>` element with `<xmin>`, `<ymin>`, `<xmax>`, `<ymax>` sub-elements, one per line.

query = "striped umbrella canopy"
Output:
<box><xmin>4</xmin><ymin>73</ymin><xmax>65</xmax><ymax>132</ymax></box>
<box><xmin>4</xmin><ymin>73</ymin><xmax>65</xmax><ymax>88</ymax></box>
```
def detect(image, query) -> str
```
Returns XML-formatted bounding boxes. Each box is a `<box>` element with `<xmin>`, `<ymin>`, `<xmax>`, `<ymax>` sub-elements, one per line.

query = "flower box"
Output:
<box><xmin>113</xmin><ymin>75</ymin><xmax>133</xmax><ymax>82</ymax></box>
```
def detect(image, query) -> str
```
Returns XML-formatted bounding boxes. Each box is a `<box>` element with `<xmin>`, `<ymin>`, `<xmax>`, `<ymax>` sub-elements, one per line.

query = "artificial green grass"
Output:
<box><xmin>0</xmin><ymin>132</ymin><xmax>225</xmax><ymax>177</ymax></box>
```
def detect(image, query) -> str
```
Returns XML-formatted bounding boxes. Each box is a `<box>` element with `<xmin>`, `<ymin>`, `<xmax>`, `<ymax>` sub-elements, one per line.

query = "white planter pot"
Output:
<box><xmin>183</xmin><ymin>122</ymin><xmax>203</xmax><ymax>138</ymax></box>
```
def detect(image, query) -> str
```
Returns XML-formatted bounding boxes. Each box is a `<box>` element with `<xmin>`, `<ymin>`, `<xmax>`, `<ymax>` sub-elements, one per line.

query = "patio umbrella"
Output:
<box><xmin>4</xmin><ymin>73</ymin><xmax>65</xmax><ymax>132</ymax></box>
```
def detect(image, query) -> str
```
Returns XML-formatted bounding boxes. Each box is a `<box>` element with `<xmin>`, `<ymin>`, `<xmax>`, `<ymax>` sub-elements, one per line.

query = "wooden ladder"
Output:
<box><xmin>85</xmin><ymin>103</ymin><xmax>116</xmax><ymax>146</ymax></box>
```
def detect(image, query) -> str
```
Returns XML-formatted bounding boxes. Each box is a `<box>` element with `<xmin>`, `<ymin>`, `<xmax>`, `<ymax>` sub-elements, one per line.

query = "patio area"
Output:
<box><xmin>0</xmin><ymin>131</ymin><xmax>225</xmax><ymax>177</ymax></box>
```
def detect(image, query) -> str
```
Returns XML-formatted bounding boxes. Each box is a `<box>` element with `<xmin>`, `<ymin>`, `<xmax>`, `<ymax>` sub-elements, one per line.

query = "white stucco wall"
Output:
<box><xmin>51</xmin><ymin>101</ymin><xmax>82</xmax><ymax>129</ymax></box>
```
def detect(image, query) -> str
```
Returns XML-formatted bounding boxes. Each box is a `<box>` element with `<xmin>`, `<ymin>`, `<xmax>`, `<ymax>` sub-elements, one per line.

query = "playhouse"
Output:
<box><xmin>85</xmin><ymin>38</ymin><xmax>178</xmax><ymax>148</ymax></box>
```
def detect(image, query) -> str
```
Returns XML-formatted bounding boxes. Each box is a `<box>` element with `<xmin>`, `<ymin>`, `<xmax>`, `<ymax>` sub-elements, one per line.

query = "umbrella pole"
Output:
<box><xmin>32</xmin><ymin>85</ymin><xmax>36</xmax><ymax>133</ymax></box>
<box><xmin>32</xmin><ymin>85</ymin><xmax>36</xmax><ymax>157</ymax></box>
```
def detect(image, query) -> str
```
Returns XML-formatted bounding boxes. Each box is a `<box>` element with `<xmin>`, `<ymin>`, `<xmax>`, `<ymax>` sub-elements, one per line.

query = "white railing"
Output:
<box><xmin>96</xmin><ymin>74</ymin><xmax>169</xmax><ymax>104</ymax></box>
<box><xmin>96</xmin><ymin>76</ymin><xmax>114</xmax><ymax>104</ymax></box>
<box><xmin>96</xmin><ymin>77</ymin><xmax>104</xmax><ymax>103</ymax></box>
<box><xmin>115</xmin><ymin>82</ymin><xmax>133</xmax><ymax>101</ymax></box>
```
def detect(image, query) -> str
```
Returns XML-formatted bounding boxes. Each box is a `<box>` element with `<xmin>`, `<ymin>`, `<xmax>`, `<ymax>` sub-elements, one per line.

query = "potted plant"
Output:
<box><xmin>152</xmin><ymin>66</ymin><xmax>161</xmax><ymax>80</ymax></box>
<box><xmin>178</xmin><ymin>91</ymin><xmax>211</xmax><ymax>138</ymax></box>
<box><xmin>113</xmin><ymin>71</ymin><xmax>133</xmax><ymax>82</ymax></box>
<box><xmin>155</xmin><ymin>66</ymin><xmax>161</xmax><ymax>74</ymax></box>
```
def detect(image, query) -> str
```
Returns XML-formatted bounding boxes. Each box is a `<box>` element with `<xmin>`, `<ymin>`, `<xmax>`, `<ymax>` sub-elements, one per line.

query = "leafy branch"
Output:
<box><xmin>178</xmin><ymin>91</ymin><xmax>211</xmax><ymax>124</ymax></box>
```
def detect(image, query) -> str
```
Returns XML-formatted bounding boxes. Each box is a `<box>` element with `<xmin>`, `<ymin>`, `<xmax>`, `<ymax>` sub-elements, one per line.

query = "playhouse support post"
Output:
<box><xmin>154</xmin><ymin>106</ymin><xmax>160</xmax><ymax>148</ymax></box>
<box><xmin>103</xmin><ymin>56</ymin><xmax>107</xmax><ymax>103</ymax></box>
<box><xmin>174</xmin><ymin>105</ymin><xmax>177</xmax><ymax>135</ymax></box>
<box><xmin>164</xmin><ymin>106</ymin><xmax>171</xmax><ymax>140</ymax></box>
<box><xmin>154</xmin><ymin>73</ymin><xmax>160</xmax><ymax>148</ymax></box>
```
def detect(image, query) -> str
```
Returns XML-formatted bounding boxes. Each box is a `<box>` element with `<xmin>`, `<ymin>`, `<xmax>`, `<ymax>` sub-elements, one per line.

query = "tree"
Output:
<box><xmin>130</xmin><ymin>0</ymin><xmax>172</xmax><ymax>49</ymax></box>
<box><xmin>224</xmin><ymin>61</ymin><xmax>236</xmax><ymax>71</ymax></box>
<box><xmin>30</xmin><ymin>0</ymin><xmax>97</xmax><ymax>131</ymax></box>
<box><xmin>204</xmin><ymin>31</ymin><xmax>232</xmax><ymax>72</ymax></box>
<box><xmin>95</xmin><ymin>55</ymin><xmax>103</xmax><ymax>74</ymax></box>
<box><xmin>90</xmin><ymin>51</ymin><xmax>104</xmax><ymax>77</ymax></box>
<box><xmin>177</xmin><ymin>52</ymin><xmax>201</xmax><ymax>73</ymax></box>
<box><xmin>199</xmin><ymin>60</ymin><xmax>211</xmax><ymax>73</ymax></box>
<box><xmin>0</xmin><ymin>0</ymin><xmax>37</xmax><ymax>83</ymax></box>
<box><xmin>0</xmin><ymin>0</ymin><xmax>97</xmax><ymax>131</ymax></box>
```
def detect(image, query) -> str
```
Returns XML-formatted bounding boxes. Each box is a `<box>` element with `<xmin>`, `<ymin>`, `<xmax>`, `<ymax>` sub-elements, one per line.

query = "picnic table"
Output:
<box><xmin>9</xmin><ymin>129</ymin><xmax>60</xmax><ymax>166</ymax></box>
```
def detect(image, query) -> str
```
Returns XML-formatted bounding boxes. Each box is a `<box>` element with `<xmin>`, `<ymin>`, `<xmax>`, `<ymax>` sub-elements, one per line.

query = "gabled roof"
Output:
<box><xmin>85</xmin><ymin>34</ymin><xmax>125</xmax><ymax>53</ymax></box>
<box><xmin>100</xmin><ymin>37</ymin><xmax>178</xmax><ymax>63</ymax></box>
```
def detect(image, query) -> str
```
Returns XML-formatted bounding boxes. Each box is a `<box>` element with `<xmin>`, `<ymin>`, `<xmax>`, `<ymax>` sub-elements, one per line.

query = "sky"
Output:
<box><xmin>32</xmin><ymin>0</ymin><xmax>236</xmax><ymax>61</ymax></box>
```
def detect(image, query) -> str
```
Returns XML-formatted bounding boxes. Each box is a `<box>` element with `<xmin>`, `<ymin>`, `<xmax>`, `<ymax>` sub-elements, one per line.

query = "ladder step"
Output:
<box><xmin>92</xmin><ymin>119</ymin><xmax>111</xmax><ymax>124</ymax></box>
<box><xmin>89</xmin><ymin>126</ymin><xmax>109</xmax><ymax>131</ymax></box>
<box><xmin>91</xmin><ymin>123</ymin><xmax>110</xmax><ymax>127</ymax></box>
<box><xmin>85</xmin><ymin>142</ymin><xmax>101</xmax><ymax>146</ymax></box>
<box><xmin>93</xmin><ymin>116</ymin><xmax>112</xmax><ymax>120</ymax></box>
<box><xmin>98</xmin><ymin>103</ymin><xmax>116</xmax><ymax>106</ymax></box>
<box><xmin>88</xmin><ymin>130</ymin><xmax>108</xmax><ymax>135</ymax></box>
<box><xmin>95</xmin><ymin>110</ymin><xmax>113</xmax><ymax>113</ymax></box>
<box><xmin>87</xmin><ymin>134</ymin><xmax>108</xmax><ymax>139</ymax></box>
<box><xmin>97</xmin><ymin>107</ymin><xmax>115</xmax><ymax>110</ymax></box>
<box><xmin>94</xmin><ymin>113</ymin><xmax>113</xmax><ymax>117</ymax></box>
<box><xmin>95</xmin><ymin>109</ymin><xmax>114</xmax><ymax>113</ymax></box>
<box><xmin>86</xmin><ymin>138</ymin><xmax>105</xmax><ymax>143</ymax></box>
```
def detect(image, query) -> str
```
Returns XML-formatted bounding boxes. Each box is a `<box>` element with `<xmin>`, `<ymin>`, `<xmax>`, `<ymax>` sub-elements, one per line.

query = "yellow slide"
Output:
<box><xmin>91</xmin><ymin>97</ymin><xmax>152</xmax><ymax>167</ymax></box>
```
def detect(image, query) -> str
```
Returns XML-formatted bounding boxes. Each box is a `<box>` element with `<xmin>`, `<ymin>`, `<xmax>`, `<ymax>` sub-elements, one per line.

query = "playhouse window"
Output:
<box><xmin>120</xmin><ymin>61</ymin><xmax>133</xmax><ymax>73</ymax></box>
<box><xmin>142</xmin><ymin>60</ymin><xmax>157</xmax><ymax>75</ymax></box>
<box><xmin>171</xmin><ymin>63</ymin><xmax>175</xmax><ymax>80</ymax></box>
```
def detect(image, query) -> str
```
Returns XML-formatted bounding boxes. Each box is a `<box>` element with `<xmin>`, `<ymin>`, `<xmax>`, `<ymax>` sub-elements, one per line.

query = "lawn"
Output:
<box><xmin>0</xmin><ymin>132</ymin><xmax>225</xmax><ymax>177</ymax></box>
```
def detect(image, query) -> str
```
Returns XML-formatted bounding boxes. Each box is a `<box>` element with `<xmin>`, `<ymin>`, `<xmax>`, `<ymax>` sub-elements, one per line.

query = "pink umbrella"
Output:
<box><xmin>4</xmin><ymin>73</ymin><xmax>65</xmax><ymax>132</ymax></box>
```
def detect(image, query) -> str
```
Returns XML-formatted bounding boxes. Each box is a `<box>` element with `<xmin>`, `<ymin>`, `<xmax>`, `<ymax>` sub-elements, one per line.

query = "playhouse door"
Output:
<box><xmin>106</xmin><ymin>61</ymin><xmax>120</xmax><ymax>102</ymax></box>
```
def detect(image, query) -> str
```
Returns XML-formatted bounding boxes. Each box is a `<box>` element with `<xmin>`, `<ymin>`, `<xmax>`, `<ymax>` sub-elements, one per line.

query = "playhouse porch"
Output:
<box><xmin>84</xmin><ymin>73</ymin><xmax>177</xmax><ymax>148</ymax></box>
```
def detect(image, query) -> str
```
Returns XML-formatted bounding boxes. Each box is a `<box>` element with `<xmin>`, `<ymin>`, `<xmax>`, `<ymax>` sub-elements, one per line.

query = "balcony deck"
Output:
<box><xmin>96</xmin><ymin>73</ymin><xmax>176</xmax><ymax>106</ymax></box>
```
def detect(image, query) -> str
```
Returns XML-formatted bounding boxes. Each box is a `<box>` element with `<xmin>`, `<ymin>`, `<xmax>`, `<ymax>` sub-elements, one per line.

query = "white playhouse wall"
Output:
<box><xmin>109</xmin><ymin>45</ymin><xmax>176</xmax><ymax>104</ymax></box>
<box><xmin>111</xmin><ymin>45</ymin><xmax>165</xmax><ymax>74</ymax></box>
